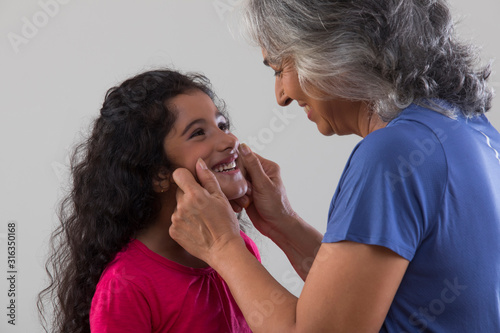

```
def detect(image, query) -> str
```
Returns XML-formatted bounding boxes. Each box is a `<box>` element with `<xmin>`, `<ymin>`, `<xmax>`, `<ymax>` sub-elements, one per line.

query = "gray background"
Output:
<box><xmin>1</xmin><ymin>0</ymin><xmax>499</xmax><ymax>331</ymax></box>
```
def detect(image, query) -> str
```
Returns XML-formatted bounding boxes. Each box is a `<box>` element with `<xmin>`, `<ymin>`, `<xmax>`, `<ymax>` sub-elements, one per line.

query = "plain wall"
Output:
<box><xmin>1</xmin><ymin>1</ymin><xmax>499</xmax><ymax>331</ymax></box>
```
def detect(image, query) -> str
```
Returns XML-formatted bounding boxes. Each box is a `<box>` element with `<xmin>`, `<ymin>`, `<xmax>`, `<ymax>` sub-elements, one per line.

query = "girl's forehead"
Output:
<box><xmin>172</xmin><ymin>101</ymin><xmax>225</xmax><ymax>122</ymax></box>
<box><xmin>166</xmin><ymin>92</ymin><xmax>228</xmax><ymax>136</ymax></box>
<box><xmin>169</xmin><ymin>91</ymin><xmax>215</xmax><ymax>110</ymax></box>
<box><xmin>167</xmin><ymin>93</ymin><xmax>216</xmax><ymax>118</ymax></box>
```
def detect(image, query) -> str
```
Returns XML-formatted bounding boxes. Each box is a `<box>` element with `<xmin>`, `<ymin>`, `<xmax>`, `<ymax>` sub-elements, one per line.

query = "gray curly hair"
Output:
<box><xmin>243</xmin><ymin>0</ymin><xmax>494</xmax><ymax>121</ymax></box>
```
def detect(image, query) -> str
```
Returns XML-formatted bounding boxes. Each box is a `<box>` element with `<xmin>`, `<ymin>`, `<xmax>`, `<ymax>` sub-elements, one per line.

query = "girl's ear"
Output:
<box><xmin>153</xmin><ymin>168</ymin><xmax>173</xmax><ymax>193</ymax></box>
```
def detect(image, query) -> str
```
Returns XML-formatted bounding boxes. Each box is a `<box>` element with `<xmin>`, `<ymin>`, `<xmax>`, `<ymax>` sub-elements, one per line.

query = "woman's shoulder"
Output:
<box><xmin>355</xmin><ymin>125</ymin><xmax>440</xmax><ymax>165</ymax></box>
<box><xmin>346</xmin><ymin>110</ymin><xmax>449</xmax><ymax>192</ymax></box>
<box><xmin>356</xmin><ymin>107</ymin><xmax>449</xmax><ymax>162</ymax></box>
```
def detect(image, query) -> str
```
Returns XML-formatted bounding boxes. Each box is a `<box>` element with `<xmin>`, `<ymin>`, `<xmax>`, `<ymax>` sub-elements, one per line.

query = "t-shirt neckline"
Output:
<box><xmin>130</xmin><ymin>239</ymin><xmax>216</xmax><ymax>276</ymax></box>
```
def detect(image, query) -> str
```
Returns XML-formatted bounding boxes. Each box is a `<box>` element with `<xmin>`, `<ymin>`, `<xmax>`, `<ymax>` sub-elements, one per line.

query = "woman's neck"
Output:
<box><xmin>356</xmin><ymin>103</ymin><xmax>387</xmax><ymax>137</ymax></box>
<box><xmin>135</xmin><ymin>193</ymin><xmax>209</xmax><ymax>269</ymax></box>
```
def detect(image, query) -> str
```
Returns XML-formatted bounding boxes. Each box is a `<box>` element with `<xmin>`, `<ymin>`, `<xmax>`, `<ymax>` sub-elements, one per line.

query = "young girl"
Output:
<box><xmin>38</xmin><ymin>69</ymin><xmax>259</xmax><ymax>333</ymax></box>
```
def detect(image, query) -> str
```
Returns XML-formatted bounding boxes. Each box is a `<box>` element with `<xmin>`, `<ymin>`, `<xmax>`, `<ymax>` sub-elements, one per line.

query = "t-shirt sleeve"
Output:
<box><xmin>240</xmin><ymin>230</ymin><xmax>261</xmax><ymax>262</ymax></box>
<box><xmin>90</xmin><ymin>272</ymin><xmax>151</xmax><ymax>332</ymax></box>
<box><xmin>323</xmin><ymin>124</ymin><xmax>447</xmax><ymax>261</ymax></box>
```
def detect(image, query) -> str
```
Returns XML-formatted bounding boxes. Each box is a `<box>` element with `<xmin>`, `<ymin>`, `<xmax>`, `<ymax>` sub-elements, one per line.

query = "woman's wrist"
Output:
<box><xmin>208</xmin><ymin>233</ymin><xmax>248</xmax><ymax>270</ymax></box>
<box><xmin>266</xmin><ymin>210</ymin><xmax>303</xmax><ymax>243</ymax></box>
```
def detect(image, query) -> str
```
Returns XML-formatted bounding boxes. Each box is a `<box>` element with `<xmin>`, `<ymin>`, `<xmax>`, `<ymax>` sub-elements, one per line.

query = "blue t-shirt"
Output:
<box><xmin>323</xmin><ymin>103</ymin><xmax>500</xmax><ymax>332</ymax></box>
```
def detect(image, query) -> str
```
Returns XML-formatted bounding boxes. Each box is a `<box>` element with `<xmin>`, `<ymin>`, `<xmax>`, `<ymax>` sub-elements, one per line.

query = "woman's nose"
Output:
<box><xmin>275</xmin><ymin>79</ymin><xmax>292</xmax><ymax>106</ymax></box>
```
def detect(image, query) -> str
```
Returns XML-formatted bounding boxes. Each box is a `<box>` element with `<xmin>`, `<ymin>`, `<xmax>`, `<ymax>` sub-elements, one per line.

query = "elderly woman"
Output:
<box><xmin>170</xmin><ymin>0</ymin><xmax>500</xmax><ymax>332</ymax></box>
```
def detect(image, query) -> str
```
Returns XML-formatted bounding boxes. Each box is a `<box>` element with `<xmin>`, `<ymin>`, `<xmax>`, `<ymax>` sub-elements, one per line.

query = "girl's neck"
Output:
<box><xmin>135</xmin><ymin>193</ymin><xmax>209</xmax><ymax>269</ymax></box>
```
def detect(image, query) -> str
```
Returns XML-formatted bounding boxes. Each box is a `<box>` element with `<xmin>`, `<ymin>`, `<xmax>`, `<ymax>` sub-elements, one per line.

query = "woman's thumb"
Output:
<box><xmin>239</xmin><ymin>144</ymin><xmax>268</xmax><ymax>188</ymax></box>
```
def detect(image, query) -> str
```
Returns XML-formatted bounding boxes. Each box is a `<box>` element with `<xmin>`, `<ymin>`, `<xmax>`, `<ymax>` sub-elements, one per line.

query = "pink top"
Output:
<box><xmin>90</xmin><ymin>231</ymin><xmax>259</xmax><ymax>333</ymax></box>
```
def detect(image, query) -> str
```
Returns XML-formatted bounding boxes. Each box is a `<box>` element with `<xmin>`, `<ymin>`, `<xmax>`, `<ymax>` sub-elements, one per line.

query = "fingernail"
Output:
<box><xmin>197</xmin><ymin>158</ymin><xmax>208</xmax><ymax>170</ymax></box>
<box><xmin>242</xmin><ymin>197</ymin><xmax>250</xmax><ymax>209</ymax></box>
<box><xmin>240</xmin><ymin>143</ymin><xmax>251</xmax><ymax>156</ymax></box>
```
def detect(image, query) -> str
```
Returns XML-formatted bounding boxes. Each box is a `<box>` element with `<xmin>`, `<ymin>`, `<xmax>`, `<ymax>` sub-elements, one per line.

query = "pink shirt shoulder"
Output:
<box><xmin>90</xmin><ymin>231</ymin><xmax>259</xmax><ymax>333</ymax></box>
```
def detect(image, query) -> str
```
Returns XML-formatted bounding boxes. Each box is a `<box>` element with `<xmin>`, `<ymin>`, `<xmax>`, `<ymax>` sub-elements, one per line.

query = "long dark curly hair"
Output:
<box><xmin>38</xmin><ymin>69</ymin><xmax>225</xmax><ymax>333</ymax></box>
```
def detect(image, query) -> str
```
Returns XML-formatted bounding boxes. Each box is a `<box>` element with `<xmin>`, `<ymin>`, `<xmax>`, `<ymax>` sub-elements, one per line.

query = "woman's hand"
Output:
<box><xmin>233</xmin><ymin>144</ymin><xmax>323</xmax><ymax>279</ymax></box>
<box><xmin>169</xmin><ymin>158</ymin><xmax>243</xmax><ymax>266</ymax></box>
<box><xmin>234</xmin><ymin>144</ymin><xmax>296</xmax><ymax>237</ymax></box>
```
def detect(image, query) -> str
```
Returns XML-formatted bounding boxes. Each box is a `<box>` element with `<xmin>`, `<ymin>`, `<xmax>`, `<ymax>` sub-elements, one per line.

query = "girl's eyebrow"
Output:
<box><xmin>181</xmin><ymin>111</ymin><xmax>226</xmax><ymax>136</ymax></box>
<box><xmin>215</xmin><ymin>111</ymin><xmax>227</xmax><ymax>122</ymax></box>
<box><xmin>181</xmin><ymin>119</ymin><xmax>206</xmax><ymax>136</ymax></box>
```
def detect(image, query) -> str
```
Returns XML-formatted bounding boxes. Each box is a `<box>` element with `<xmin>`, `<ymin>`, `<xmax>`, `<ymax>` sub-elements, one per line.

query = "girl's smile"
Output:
<box><xmin>164</xmin><ymin>90</ymin><xmax>247</xmax><ymax>200</ymax></box>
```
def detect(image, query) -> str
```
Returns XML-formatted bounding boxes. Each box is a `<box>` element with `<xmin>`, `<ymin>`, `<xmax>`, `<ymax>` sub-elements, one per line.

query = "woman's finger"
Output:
<box><xmin>230</xmin><ymin>201</ymin><xmax>243</xmax><ymax>213</ymax></box>
<box><xmin>172</xmin><ymin>167</ymin><xmax>202</xmax><ymax>194</ymax></box>
<box><xmin>195</xmin><ymin>158</ymin><xmax>223</xmax><ymax>196</ymax></box>
<box><xmin>232</xmin><ymin>194</ymin><xmax>252</xmax><ymax>210</ymax></box>
<box><xmin>238</xmin><ymin>144</ymin><xmax>272</xmax><ymax>188</ymax></box>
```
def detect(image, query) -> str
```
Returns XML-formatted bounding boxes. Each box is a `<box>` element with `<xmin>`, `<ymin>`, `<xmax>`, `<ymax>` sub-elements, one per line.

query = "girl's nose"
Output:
<box><xmin>216</xmin><ymin>131</ymin><xmax>238</xmax><ymax>152</ymax></box>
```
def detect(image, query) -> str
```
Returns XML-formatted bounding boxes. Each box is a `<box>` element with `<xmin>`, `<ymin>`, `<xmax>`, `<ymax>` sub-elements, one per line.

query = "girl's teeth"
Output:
<box><xmin>213</xmin><ymin>161</ymin><xmax>236</xmax><ymax>172</ymax></box>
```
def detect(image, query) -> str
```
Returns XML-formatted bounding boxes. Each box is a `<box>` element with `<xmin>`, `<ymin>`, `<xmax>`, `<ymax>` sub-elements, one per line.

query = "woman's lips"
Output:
<box><xmin>299</xmin><ymin>103</ymin><xmax>312</xmax><ymax>120</ymax></box>
<box><xmin>304</xmin><ymin>105</ymin><xmax>312</xmax><ymax>120</ymax></box>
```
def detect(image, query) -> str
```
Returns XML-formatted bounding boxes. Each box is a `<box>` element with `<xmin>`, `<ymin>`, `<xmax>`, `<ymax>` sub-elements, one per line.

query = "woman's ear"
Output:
<box><xmin>153</xmin><ymin>168</ymin><xmax>172</xmax><ymax>193</ymax></box>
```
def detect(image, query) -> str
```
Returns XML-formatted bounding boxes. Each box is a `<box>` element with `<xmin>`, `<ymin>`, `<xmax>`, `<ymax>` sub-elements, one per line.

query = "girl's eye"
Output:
<box><xmin>273</xmin><ymin>70</ymin><xmax>282</xmax><ymax>77</ymax></box>
<box><xmin>189</xmin><ymin>129</ymin><xmax>205</xmax><ymax>139</ymax></box>
<box><xmin>219</xmin><ymin>122</ymin><xmax>229</xmax><ymax>131</ymax></box>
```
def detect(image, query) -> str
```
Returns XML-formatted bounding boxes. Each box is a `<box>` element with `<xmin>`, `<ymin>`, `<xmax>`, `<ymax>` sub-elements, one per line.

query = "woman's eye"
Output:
<box><xmin>189</xmin><ymin>129</ymin><xmax>205</xmax><ymax>139</ymax></box>
<box><xmin>273</xmin><ymin>70</ymin><xmax>282</xmax><ymax>77</ymax></box>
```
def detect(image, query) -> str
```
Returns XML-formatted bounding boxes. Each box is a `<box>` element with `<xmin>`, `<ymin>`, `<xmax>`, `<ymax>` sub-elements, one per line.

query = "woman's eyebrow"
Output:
<box><xmin>263</xmin><ymin>58</ymin><xmax>270</xmax><ymax>67</ymax></box>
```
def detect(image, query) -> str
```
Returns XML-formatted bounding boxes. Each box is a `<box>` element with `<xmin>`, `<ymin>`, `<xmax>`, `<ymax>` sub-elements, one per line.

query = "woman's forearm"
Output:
<box><xmin>266</xmin><ymin>212</ymin><xmax>323</xmax><ymax>280</ymax></box>
<box><xmin>212</xmin><ymin>238</ymin><xmax>299</xmax><ymax>332</ymax></box>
